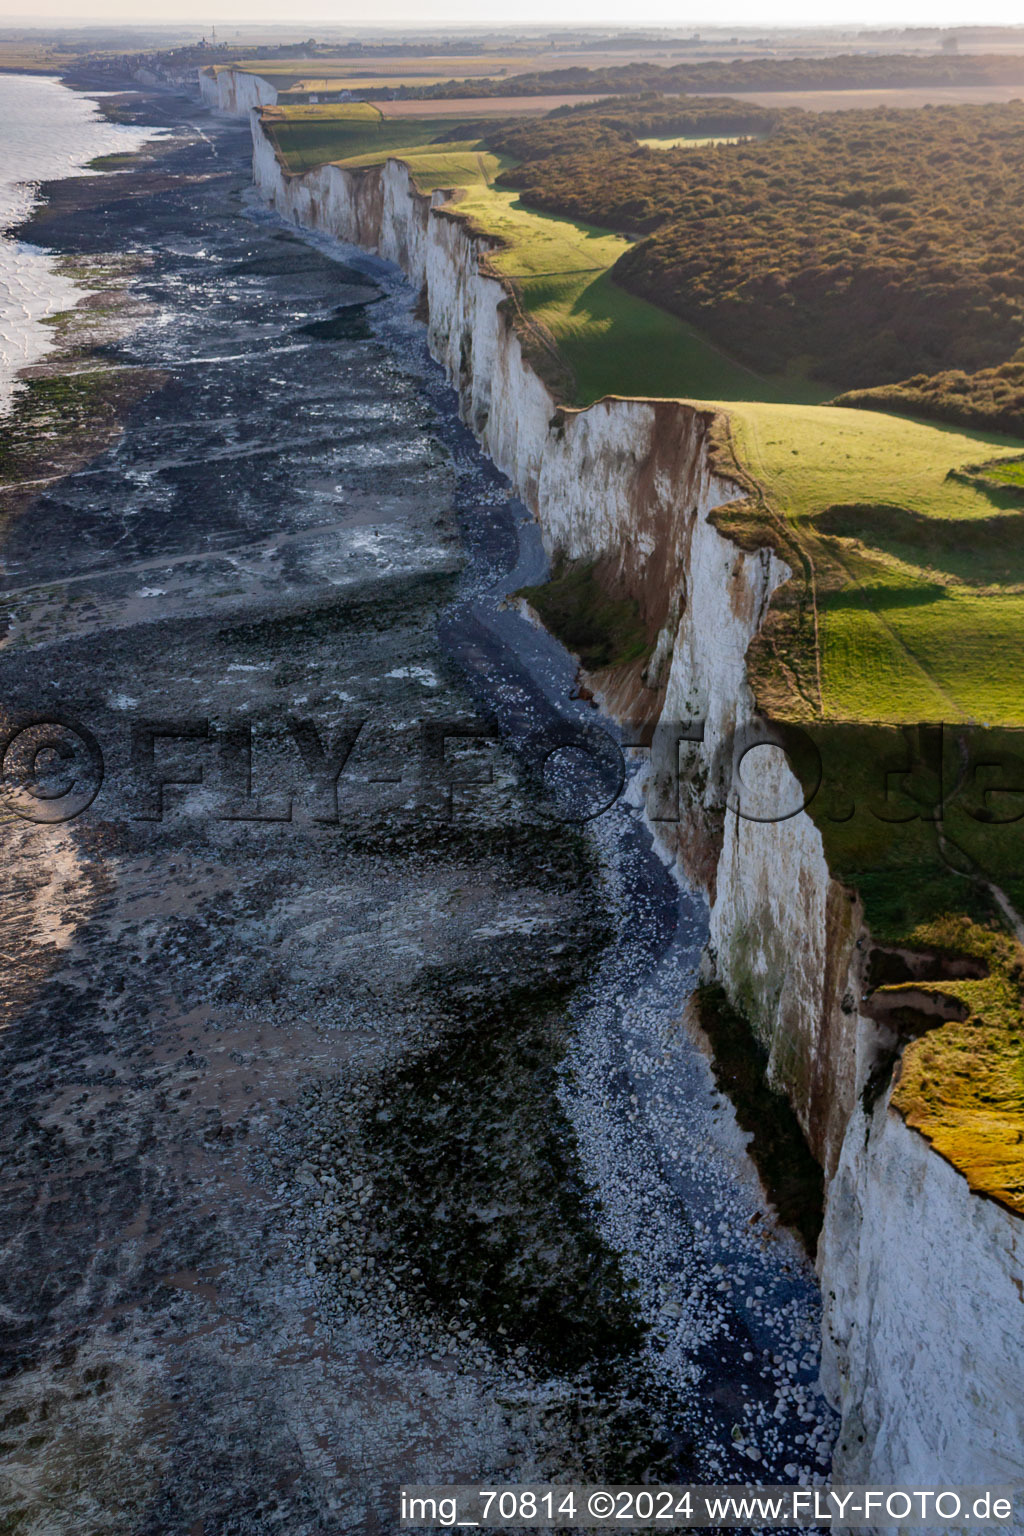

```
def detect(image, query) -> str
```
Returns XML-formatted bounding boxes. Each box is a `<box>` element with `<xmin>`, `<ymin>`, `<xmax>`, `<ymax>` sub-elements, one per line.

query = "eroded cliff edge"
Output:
<box><xmin>247</xmin><ymin>107</ymin><xmax>1024</xmax><ymax>1492</ymax></box>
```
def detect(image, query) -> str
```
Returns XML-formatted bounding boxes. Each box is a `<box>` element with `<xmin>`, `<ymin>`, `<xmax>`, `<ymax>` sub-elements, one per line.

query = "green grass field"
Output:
<box><xmin>519</xmin><ymin>270</ymin><xmax>826</xmax><ymax>405</ymax></box>
<box><xmin>275</xmin><ymin>76</ymin><xmax>460</xmax><ymax>94</ymax></box>
<box><xmin>349</xmin><ymin>146</ymin><xmax>502</xmax><ymax>190</ymax></box>
<box><xmin>637</xmin><ymin>134</ymin><xmax>751</xmax><ymax>148</ymax></box>
<box><xmin>262</xmin><ymin>105</ymin><xmax>487</xmax><ymax>175</ymax></box>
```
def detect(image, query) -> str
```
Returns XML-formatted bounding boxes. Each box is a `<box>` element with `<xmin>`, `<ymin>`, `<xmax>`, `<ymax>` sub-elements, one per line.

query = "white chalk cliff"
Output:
<box><xmin>247</xmin><ymin>107</ymin><xmax>1024</xmax><ymax>1503</ymax></box>
<box><xmin>199</xmin><ymin>66</ymin><xmax>278</xmax><ymax>113</ymax></box>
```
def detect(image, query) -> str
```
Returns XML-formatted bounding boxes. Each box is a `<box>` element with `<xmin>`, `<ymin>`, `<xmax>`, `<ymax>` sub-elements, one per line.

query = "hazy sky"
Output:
<box><xmin>5</xmin><ymin>0</ymin><xmax>1024</xmax><ymax>29</ymax></box>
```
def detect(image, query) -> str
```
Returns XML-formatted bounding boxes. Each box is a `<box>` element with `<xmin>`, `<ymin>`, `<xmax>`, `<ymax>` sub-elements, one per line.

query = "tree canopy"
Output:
<box><xmin>492</xmin><ymin>99</ymin><xmax>1024</xmax><ymax>390</ymax></box>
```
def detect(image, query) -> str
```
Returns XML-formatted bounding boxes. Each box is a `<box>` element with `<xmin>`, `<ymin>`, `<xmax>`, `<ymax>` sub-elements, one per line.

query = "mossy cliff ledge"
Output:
<box><xmin>250</xmin><ymin>109</ymin><xmax>1024</xmax><ymax>1493</ymax></box>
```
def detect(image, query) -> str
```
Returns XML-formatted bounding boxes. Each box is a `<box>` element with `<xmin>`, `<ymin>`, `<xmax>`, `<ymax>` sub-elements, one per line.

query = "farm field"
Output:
<box><xmin>0</xmin><ymin>44</ymin><xmax>68</xmax><ymax>72</ymax></box>
<box><xmin>215</xmin><ymin>54</ymin><xmax>613</xmax><ymax>107</ymax></box>
<box><xmin>383</xmin><ymin>95</ymin><xmax>610</xmax><ymax>117</ymax></box>
<box><xmin>696</xmin><ymin>82</ymin><xmax>1024</xmax><ymax>110</ymax></box>
<box><xmin>274</xmin><ymin>76</ymin><xmax>488</xmax><ymax>93</ymax></box>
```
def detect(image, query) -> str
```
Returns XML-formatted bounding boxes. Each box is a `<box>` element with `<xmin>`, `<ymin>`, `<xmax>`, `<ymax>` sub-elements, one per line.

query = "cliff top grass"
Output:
<box><xmin>886</xmin><ymin>916</ymin><xmax>1024</xmax><ymax>1217</ymax></box>
<box><xmin>261</xmin><ymin>105</ymin><xmax>479</xmax><ymax>175</ymax></box>
<box><xmin>710</xmin><ymin>401</ymin><xmax>1024</xmax><ymax>726</ymax></box>
<box><xmin>349</xmin><ymin>147</ymin><xmax>504</xmax><ymax>192</ymax></box>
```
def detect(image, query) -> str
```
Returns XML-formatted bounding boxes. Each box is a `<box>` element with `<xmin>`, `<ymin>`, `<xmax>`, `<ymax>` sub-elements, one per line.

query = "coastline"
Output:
<box><xmin>0</xmin><ymin>79</ymin><xmax>835</xmax><ymax>1527</ymax></box>
<box><xmin>2</xmin><ymin>63</ymin><xmax>1021</xmax><ymax>1520</ymax></box>
<box><xmin>245</xmin><ymin>111</ymin><xmax>1024</xmax><ymax>1497</ymax></box>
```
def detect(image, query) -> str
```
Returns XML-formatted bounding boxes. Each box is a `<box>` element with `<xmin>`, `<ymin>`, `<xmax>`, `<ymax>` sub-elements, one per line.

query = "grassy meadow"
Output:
<box><xmin>259</xmin><ymin>104</ymin><xmax>478</xmax><ymax>174</ymax></box>
<box><xmin>720</xmin><ymin>402</ymin><xmax>1024</xmax><ymax>725</ymax></box>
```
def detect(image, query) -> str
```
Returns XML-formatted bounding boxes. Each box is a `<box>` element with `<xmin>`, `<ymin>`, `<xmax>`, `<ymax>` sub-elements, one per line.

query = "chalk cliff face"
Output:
<box><xmin>822</xmin><ymin>1089</ymin><xmax>1024</xmax><ymax>1486</ymax></box>
<box><xmin>249</xmin><ymin>113</ymin><xmax>1024</xmax><ymax>1498</ymax></box>
<box><xmin>199</xmin><ymin>67</ymin><xmax>278</xmax><ymax>114</ymax></box>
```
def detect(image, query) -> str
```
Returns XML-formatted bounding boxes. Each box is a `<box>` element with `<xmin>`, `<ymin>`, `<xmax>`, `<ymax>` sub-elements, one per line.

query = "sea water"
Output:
<box><xmin>0</xmin><ymin>73</ymin><xmax>156</xmax><ymax>414</ymax></box>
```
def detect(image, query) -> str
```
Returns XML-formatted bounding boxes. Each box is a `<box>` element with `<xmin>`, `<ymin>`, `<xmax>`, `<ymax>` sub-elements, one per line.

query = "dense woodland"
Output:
<box><xmin>483</xmin><ymin>95</ymin><xmax>781</xmax><ymax>157</ymax></box>
<box><xmin>832</xmin><ymin>363</ymin><xmax>1024</xmax><ymax>438</ymax></box>
<box><xmin>491</xmin><ymin>99</ymin><xmax>1024</xmax><ymax>391</ymax></box>
<box><xmin>397</xmin><ymin>50</ymin><xmax>1024</xmax><ymax>99</ymax></box>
